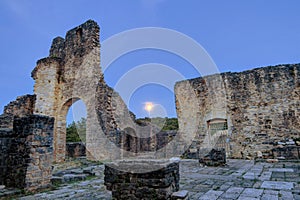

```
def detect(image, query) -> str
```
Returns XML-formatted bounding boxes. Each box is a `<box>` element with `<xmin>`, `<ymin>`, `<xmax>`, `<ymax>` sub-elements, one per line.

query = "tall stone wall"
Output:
<box><xmin>31</xmin><ymin>20</ymin><xmax>166</xmax><ymax>162</ymax></box>
<box><xmin>175</xmin><ymin>64</ymin><xmax>300</xmax><ymax>159</ymax></box>
<box><xmin>4</xmin><ymin>20</ymin><xmax>299</xmax><ymax>164</ymax></box>
<box><xmin>31</xmin><ymin>20</ymin><xmax>111</xmax><ymax>162</ymax></box>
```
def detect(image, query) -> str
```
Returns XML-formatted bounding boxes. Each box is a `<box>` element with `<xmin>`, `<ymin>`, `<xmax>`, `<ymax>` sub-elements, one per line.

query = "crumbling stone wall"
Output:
<box><xmin>175</xmin><ymin>64</ymin><xmax>300</xmax><ymax>159</ymax></box>
<box><xmin>3</xmin><ymin>95</ymin><xmax>36</xmax><ymax>117</ymax></box>
<box><xmin>0</xmin><ymin>96</ymin><xmax>54</xmax><ymax>191</ymax></box>
<box><xmin>5</xmin><ymin>20</ymin><xmax>299</xmax><ymax>165</ymax></box>
<box><xmin>0</xmin><ymin>114</ymin><xmax>14</xmax><ymax>129</ymax></box>
<box><xmin>8</xmin><ymin>116</ymin><xmax>53</xmax><ymax>191</ymax></box>
<box><xmin>32</xmin><ymin>20</ymin><xmax>170</xmax><ymax>162</ymax></box>
<box><xmin>31</xmin><ymin>20</ymin><xmax>114</xmax><ymax>162</ymax></box>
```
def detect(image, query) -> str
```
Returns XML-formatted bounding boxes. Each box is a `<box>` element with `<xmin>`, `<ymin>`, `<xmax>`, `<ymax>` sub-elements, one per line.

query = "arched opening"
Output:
<box><xmin>66</xmin><ymin>100</ymin><xmax>87</xmax><ymax>159</ymax></box>
<box><xmin>54</xmin><ymin>98</ymin><xmax>87</xmax><ymax>162</ymax></box>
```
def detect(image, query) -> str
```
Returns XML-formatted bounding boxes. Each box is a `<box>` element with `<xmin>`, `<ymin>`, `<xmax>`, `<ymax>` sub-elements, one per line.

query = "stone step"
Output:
<box><xmin>82</xmin><ymin>166</ymin><xmax>96</xmax><ymax>176</ymax></box>
<box><xmin>51</xmin><ymin>165</ymin><xmax>100</xmax><ymax>185</ymax></box>
<box><xmin>53</xmin><ymin>166</ymin><xmax>97</xmax><ymax>177</ymax></box>
<box><xmin>171</xmin><ymin>190</ymin><xmax>189</xmax><ymax>200</ymax></box>
<box><xmin>51</xmin><ymin>173</ymin><xmax>88</xmax><ymax>185</ymax></box>
<box><xmin>0</xmin><ymin>188</ymin><xmax>21</xmax><ymax>198</ymax></box>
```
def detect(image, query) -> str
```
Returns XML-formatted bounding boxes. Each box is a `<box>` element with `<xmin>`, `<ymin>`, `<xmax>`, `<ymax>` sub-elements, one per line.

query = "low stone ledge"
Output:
<box><xmin>171</xmin><ymin>190</ymin><xmax>189</xmax><ymax>200</ymax></box>
<box><xmin>104</xmin><ymin>158</ymin><xmax>180</xmax><ymax>200</ymax></box>
<box><xmin>0</xmin><ymin>188</ymin><xmax>21</xmax><ymax>198</ymax></box>
<box><xmin>199</xmin><ymin>148</ymin><xmax>226</xmax><ymax>166</ymax></box>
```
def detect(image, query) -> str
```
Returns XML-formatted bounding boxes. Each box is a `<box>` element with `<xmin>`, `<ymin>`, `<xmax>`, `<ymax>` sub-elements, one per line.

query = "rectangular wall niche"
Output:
<box><xmin>207</xmin><ymin>119</ymin><xmax>228</xmax><ymax>135</ymax></box>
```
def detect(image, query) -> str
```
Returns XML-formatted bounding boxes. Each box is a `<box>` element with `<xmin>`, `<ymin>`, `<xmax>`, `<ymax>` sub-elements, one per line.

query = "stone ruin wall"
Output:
<box><xmin>2</xmin><ymin>20</ymin><xmax>299</xmax><ymax>193</ymax></box>
<box><xmin>8</xmin><ymin>19</ymin><xmax>300</xmax><ymax>193</ymax></box>
<box><xmin>0</xmin><ymin>95</ymin><xmax>54</xmax><ymax>191</ymax></box>
<box><xmin>175</xmin><ymin>64</ymin><xmax>300</xmax><ymax>159</ymax></box>
<box><xmin>31</xmin><ymin>20</ymin><xmax>137</xmax><ymax>162</ymax></box>
<box><xmin>0</xmin><ymin>21</ymin><xmax>179</xmax><ymax>190</ymax></box>
<box><xmin>31</xmin><ymin>20</ymin><xmax>107</xmax><ymax>162</ymax></box>
<box><xmin>32</xmin><ymin>20</ymin><xmax>178</xmax><ymax>162</ymax></box>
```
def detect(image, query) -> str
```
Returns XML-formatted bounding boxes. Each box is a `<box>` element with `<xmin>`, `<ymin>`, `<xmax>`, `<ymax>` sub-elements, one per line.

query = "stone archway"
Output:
<box><xmin>31</xmin><ymin>20</ymin><xmax>171</xmax><ymax>163</ymax></box>
<box><xmin>55</xmin><ymin>97</ymin><xmax>86</xmax><ymax>162</ymax></box>
<box><xmin>31</xmin><ymin>20</ymin><xmax>105</xmax><ymax>163</ymax></box>
<box><xmin>31</xmin><ymin>20</ymin><xmax>140</xmax><ymax>163</ymax></box>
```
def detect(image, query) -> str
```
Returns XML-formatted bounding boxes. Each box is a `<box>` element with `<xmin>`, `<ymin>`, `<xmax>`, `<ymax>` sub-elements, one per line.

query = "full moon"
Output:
<box><xmin>145</xmin><ymin>102</ymin><xmax>154</xmax><ymax>112</ymax></box>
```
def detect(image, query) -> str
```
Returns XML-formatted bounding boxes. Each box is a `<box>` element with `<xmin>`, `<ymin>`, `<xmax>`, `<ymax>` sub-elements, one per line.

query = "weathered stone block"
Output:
<box><xmin>0</xmin><ymin>114</ymin><xmax>54</xmax><ymax>191</ymax></box>
<box><xmin>199</xmin><ymin>148</ymin><xmax>226</xmax><ymax>166</ymax></box>
<box><xmin>3</xmin><ymin>95</ymin><xmax>36</xmax><ymax>117</ymax></box>
<box><xmin>66</xmin><ymin>142</ymin><xmax>86</xmax><ymax>158</ymax></box>
<box><xmin>104</xmin><ymin>159</ymin><xmax>180</xmax><ymax>200</ymax></box>
<box><xmin>172</xmin><ymin>190</ymin><xmax>189</xmax><ymax>200</ymax></box>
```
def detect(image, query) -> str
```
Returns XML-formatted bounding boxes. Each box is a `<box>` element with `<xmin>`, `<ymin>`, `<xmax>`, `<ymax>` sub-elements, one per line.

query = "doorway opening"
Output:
<box><xmin>59</xmin><ymin>98</ymin><xmax>87</xmax><ymax>160</ymax></box>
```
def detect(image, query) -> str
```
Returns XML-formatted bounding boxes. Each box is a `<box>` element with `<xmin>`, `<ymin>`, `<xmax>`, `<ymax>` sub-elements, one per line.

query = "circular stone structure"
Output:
<box><xmin>104</xmin><ymin>158</ymin><xmax>180</xmax><ymax>200</ymax></box>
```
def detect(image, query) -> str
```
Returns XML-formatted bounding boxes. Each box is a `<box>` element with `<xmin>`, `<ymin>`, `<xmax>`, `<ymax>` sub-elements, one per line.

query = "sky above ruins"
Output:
<box><xmin>0</xmin><ymin>0</ymin><xmax>300</xmax><ymax>121</ymax></box>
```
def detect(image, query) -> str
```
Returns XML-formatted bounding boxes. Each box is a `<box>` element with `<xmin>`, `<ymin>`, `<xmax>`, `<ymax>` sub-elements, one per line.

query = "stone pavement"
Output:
<box><xmin>180</xmin><ymin>159</ymin><xmax>300</xmax><ymax>199</ymax></box>
<box><xmin>13</xmin><ymin>159</ymin><xmax>300</xmax><ymax>199</ymax></box>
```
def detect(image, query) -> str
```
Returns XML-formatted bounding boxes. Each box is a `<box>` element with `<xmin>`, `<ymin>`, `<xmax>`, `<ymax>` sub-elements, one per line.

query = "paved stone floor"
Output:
<box><xmin>14</xmin><ymin>159</ymin><xmax>300</xmax><ymax>199</ymax></box>
<box><xmin>180</xmin><ymin>159</ymin><xmax>300</xmax><ymax>200</ymax></box>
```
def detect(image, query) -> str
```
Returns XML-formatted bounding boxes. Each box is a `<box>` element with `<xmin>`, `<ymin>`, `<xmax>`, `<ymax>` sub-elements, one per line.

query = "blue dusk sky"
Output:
<box><xmin>0</xmin><ymin>0</ymin><xmax>299</xmax><ymax>122</ymax></box>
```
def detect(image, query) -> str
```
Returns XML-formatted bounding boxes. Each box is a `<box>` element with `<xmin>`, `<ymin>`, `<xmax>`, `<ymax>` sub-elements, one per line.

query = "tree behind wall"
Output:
<box><xmin>66</xmin><ymin>117</ymin><xmax>86</xmax><ymax>142</ymax></box>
